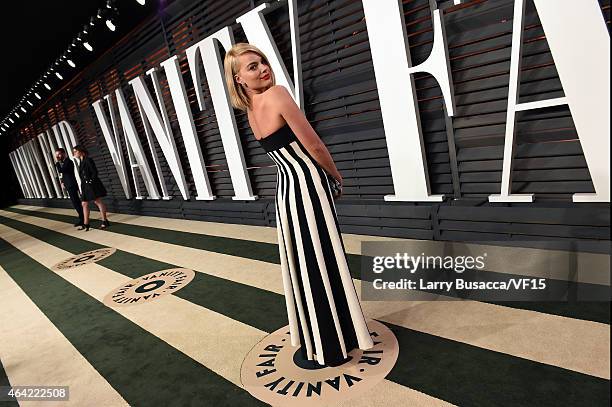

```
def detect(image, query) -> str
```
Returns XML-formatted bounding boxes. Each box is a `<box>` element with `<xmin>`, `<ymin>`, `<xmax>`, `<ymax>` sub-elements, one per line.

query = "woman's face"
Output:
<box><xmin>72</xmin><ymin>149</ymin><xmax>81</xmax><ymax>159</ymax></box>
<box><xmin>234</xmin><ymin>52</ymin><xmax>272</xmax><ymax>94</ymax></box>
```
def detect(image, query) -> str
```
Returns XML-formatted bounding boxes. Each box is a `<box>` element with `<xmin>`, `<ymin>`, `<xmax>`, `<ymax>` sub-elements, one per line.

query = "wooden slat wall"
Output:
<box><xmin>10</xmin><ymin>0</ymin><xmax>612</xmax><ymax>253</ymax></box>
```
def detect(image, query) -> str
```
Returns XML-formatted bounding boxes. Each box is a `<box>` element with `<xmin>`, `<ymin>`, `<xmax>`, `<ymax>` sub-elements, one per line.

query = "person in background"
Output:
<box><xmin>71</xmin><ymin>145</ymin><xmax>110</xmax><ymax>231</ymax></box>
<box><xmin>54</xmin><ymin>147</ymin><xmax>84</xmax><ymax>227</ymax></box>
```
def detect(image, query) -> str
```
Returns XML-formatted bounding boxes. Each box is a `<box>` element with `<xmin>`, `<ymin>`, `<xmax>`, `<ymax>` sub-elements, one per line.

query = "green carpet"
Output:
<box><xmin>0</xmin><ymin>210</ymin><xmax>609</xmax><ymax>406</ymax></box>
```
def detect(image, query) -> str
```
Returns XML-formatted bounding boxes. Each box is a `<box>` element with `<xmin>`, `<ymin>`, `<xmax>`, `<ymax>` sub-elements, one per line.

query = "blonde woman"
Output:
<box><xmin>224</xmin><ymin>43</ymin><xmax>373</xmax><ymax>367</ymax></box>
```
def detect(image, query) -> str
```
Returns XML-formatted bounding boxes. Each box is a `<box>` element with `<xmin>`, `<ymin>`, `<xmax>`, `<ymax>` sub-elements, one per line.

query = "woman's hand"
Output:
<box><xmin>335</xmin><ymin>182</ymin><xmax>343</xmax><ymax>199</ymax></box>
<box><xmin>329</xmin><ymin>169</ymin><xmax>342</xmax><ymax>185</ymax></box>
<box><xmin>328</xmin><ymin>173</ymin><xmax>343</xmax><ymax>200</ymax></box>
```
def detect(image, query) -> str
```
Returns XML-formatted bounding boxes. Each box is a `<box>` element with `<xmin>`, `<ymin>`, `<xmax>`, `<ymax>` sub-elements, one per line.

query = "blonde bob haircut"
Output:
<box><xmin>224</xmin><ymin>43</ymin><xmax>276</xmax><ymax>112</ymax></box>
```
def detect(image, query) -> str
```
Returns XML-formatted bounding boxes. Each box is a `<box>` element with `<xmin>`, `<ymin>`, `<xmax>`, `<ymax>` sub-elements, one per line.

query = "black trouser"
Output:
<box><xmin>66</xmin><ymin>185</ymin><xmax>84</xmax><ymax>223</ymax></box>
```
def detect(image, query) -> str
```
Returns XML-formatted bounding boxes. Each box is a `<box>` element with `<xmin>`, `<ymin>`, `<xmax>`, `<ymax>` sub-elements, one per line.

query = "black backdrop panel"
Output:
<box><xmin>9</xmin><ymin>0</ymin><xmax>612</xmax><ymax>253</ymax></box>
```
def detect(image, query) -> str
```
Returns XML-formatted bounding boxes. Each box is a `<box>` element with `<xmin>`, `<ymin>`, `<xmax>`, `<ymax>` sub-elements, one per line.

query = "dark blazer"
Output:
<box><xmin>55</xmin><ymin>158</ymin><xmax>78</xmax><ymax>189</ymax></box>
<box><xmin>78</xmin><ymin>156</ymin><xmax>107</xmax><ymax>201</ymax></box>
<box><xmin>78</xmin><ymin>156</ymin><xmax>99</xmax><ymax>182</ymax></box>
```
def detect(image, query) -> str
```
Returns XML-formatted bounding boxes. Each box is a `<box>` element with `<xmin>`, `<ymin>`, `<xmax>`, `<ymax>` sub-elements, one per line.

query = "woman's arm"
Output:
<box><xmin>89</xmin><ymin>158</ymin><xmax>98</xmax><ymax>179</ymax></box>
<box><xmin>84</xmin><ymin>157</ymin><xmax>98</xmax><ymax>180</ymax></box>
<box><xmin>268</xmin><ymin>85</ymin><xmax>343</xmax><ymax>183</ymax></box>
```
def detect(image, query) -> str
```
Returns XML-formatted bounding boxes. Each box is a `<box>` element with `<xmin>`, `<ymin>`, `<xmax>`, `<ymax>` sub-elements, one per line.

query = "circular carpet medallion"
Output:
<box><xmin>241</xmin><ymin>319</ymin><xmax>398</xmax><ymax>406</ymax></box>
<box><xmin>103</xmin><ymin>268</ymin><xmax>195</xmax><ymax>307</ymax></box>
<box><xmin>51</xmin><ymin>247</ymin><xmax>117</xmax><ymax>271</ymax></box>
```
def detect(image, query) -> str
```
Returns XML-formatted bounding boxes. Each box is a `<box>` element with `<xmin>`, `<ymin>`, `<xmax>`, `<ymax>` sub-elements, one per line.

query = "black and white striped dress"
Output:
<box><xmin>259</xmin><ymin>123</ymin><xmax>374</xmax><ymax>367</ymax></box>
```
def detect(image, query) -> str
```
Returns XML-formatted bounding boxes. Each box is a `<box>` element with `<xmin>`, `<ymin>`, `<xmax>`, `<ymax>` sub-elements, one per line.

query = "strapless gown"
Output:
<box><xmin>258</xmin><ymin>123</ymin><xmax>374</xmax><ymax>366</ymax></box>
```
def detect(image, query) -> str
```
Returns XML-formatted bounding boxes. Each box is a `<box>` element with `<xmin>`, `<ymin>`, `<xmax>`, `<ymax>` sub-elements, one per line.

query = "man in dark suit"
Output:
<box><xmin>55</xmin><ymin>148</ymin><xmax>84</xmax><ymax>227</ymax></box>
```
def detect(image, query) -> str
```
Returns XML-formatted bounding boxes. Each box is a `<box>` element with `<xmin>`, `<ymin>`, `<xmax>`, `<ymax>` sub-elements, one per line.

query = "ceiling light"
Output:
<box><xmin>67</xmin><ymin>59</ymin><xmax>76</xmax><ymax>68</ymax></box>
<box><xmin>15</xmin><ymin>112</ymin><xmax>20</xmax><ymax>118</ymax></box>
<box><xmin>55</xmin><ymin>72</ymin><xmax>64</xmax><ymax>80</ymax></box>
<box><xmin>83</xmin><ymin>41</ymin><xmax>94</xmax><ymax>52</ymax></box>
<box><xmin>136</xmin><ymin>0</ymin><xmax>146</xmax><ymax>5</ymax></box>
<box><xmin>106</xmin><ymin>18</ymin><xmax>117</xmax><ymax>32</ymax></box>
<box><xmin>44</xmin><ymin>83</ymin><xmax>51</xmax><ymax>90</ymax></box>
<box><xmin>35</xmin><ymin>93</ymin><xmax>41</xmax><ymax>100</ymax></box>
<box><xmin>9</xmin><ymin>118</ymin><xmax>14</xmax><ymax>124</ymax></box>
<box><xmin>20</xmin><ymin>107</ymin><xmax>26</xmax><ymax>113</ymax></box>
<box><xmin>27</xmin><ymin>100</ymin><xmax>33</xmax><ymax>107</ymax></box>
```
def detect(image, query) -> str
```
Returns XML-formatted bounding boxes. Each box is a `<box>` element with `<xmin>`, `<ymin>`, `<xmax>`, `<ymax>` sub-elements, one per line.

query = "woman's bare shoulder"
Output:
<box><xmin>264</xmin><ymin>84</ymin><xmax>291</xmax><ymax>99</ymax></box>
<box><xmin>263</xmin><ymin>85</ymin><xmax>294</xmax><ymax>115</ymax></box>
